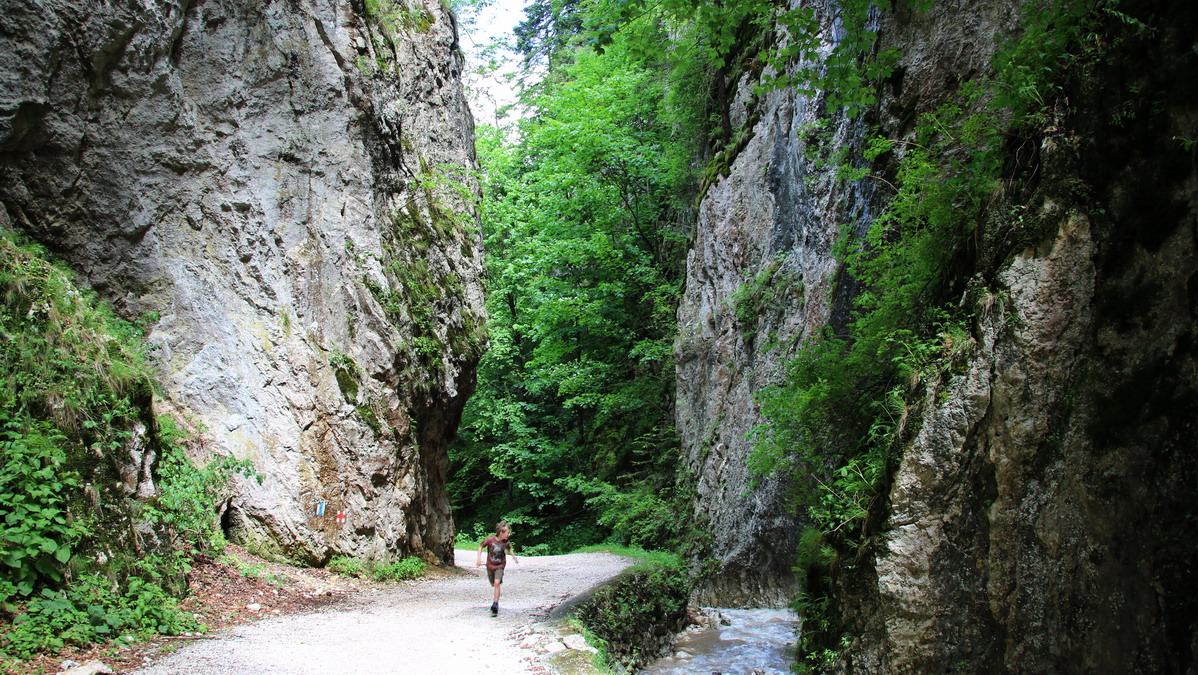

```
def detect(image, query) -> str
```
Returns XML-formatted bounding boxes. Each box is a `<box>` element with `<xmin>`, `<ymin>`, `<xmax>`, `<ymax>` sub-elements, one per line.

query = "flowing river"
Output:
<box><xmin>639</xmin><ymin>608</ymin><xmax>799</xmax><ymax>674</ymax></box>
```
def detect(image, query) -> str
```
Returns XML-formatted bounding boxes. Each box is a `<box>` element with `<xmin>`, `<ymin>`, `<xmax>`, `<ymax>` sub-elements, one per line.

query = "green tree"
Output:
<box><xmin>450</xmin><ymin>8</ymin><xmax>695</xmax><ymax>553</ymax></box>
<box><xmin>514</xmin><ymin>0</ymin><xmax>585</xmax><ymax>69</ymax></box>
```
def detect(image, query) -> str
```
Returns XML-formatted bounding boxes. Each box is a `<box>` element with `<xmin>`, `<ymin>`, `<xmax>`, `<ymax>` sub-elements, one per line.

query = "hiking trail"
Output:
<box><xmin>132</xmin><ymin>549</ymin><xmax>633</xmax><ymax>674</ymax></box>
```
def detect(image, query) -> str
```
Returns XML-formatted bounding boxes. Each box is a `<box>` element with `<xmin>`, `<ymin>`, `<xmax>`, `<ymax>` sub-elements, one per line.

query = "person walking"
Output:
<box><xmin>476</xmin><ymin>521</ymin><xmax>518</xmax><ymax>615</ymax></box>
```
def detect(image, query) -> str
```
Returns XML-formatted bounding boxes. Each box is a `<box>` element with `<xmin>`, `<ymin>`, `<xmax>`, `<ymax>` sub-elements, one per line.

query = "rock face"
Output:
<box><xmin>680</xmin><ymin>0</ymin><xmax>1197</xmax><ymax>668</ymax></box>
<box><xmin>676</xmin><ymin>0</ymin><xmax>881</xmax><ymax>608</ymax></box>
<box><xmin>0</xmin><ymin>0</ymin><xmax>485</xmax><ymax>565</ymax></box>
<box><xmin>833</xmin><ymin>1</ymin><xmax>1198</xmax><ymax>670</ymax></box>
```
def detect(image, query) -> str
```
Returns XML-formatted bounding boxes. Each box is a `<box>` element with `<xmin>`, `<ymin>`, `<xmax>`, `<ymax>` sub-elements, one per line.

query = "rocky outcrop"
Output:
<box><xmin>680</xmin><ymin>0</ymin><xmax>1196</xmax><ymax>669</ymax></box>
<box><xmin>676</xmin><ymin>0</ymin><xmax>881</xmax><ymax>608</ymax></box>
<box><xmin>0</xmin><ymin>0</ymin><xmax>485</xmax><ymax>565</ymax></box>
<box><xmin>832</xmin><ymin>1</ymin><xmax>1198</xmax><ymax>670</ymax></box>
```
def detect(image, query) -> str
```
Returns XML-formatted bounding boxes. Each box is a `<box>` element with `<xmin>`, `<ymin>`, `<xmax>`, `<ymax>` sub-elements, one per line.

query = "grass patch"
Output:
<box><xmin>569</xmin><ymin>545</ymin><xmax>681</xmax><ymax>572</ymax></box>
<box><xmin>326</xmin><ymin>555</ymin><xmax>426</xmax><ymax>582</ymax></box>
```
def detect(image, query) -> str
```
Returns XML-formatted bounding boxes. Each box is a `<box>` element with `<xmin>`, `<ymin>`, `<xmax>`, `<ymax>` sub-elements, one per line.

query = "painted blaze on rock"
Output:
<box><xmin>0</xmin><ymin>0</ymin><xmax>485</xmax><ymax>565</ymax></box>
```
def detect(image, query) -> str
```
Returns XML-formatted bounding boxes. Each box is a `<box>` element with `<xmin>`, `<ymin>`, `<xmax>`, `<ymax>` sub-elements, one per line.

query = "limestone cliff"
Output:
<box><xmin>676</xmin><ymin>0</ymin><xmax>879</xmax><ymax>608</ymax></box>
<box><xmin>0</xmin><ymin>0</ymin><xmax>485</xmax><ymax>565</ymax></box>
<box><xmin>831</xmin><ymin>0</ymin><xmax>1198</xmax><ymax>670</ymax></box>
<box><xmin>679</xmin><ymin>0</ymin><xmax>1196</xmax><ymax>669</ymax></box>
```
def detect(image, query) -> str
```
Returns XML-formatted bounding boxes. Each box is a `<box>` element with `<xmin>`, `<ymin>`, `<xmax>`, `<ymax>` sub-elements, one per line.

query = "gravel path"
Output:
<box><xmin>133</xmin><ymin>549</ymin><xmax>633</xmax><ymax>674</ymax></box>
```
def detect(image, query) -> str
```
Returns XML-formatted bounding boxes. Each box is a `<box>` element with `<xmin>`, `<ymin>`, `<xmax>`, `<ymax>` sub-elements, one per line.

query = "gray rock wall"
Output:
<box><xmin>676</xmin><ymin>0</ymin><xmax>866</xmax><ymax>607</ymax></box>
<box><xmin>836</xmin><ymin>1</ymin><xmax>1198</xmax><ymax>669</ymax></box>
<box><xmin>0</xmin><ymin>0</ymin><xmax>485</xmax><ymax>565</ymax></box>
<box><xmin>680</xmin><ymin>1</ymin><xmax>1197</xmax><ymax>670</ymax></box>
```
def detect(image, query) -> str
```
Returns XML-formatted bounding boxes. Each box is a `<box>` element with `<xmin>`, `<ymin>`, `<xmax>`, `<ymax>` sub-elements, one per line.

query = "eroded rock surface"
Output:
<box><xmin>680</xmin><ymin>0</ymin><xmax>1197</xmax><ymax>670</ymax></box>
<box><xmin>829</xmin><ymin>1</ymin><xmax>1198</xmax><ymax>671</ymax></box>
<box><xmin>0</xmin><ymin>0</ymin><xmax>485</xmax><ymax>565</ymax></box>
<box><xmin>676</xmin><ymin>0</ymin><xmax>883</xmax><ymax>608</ymax></box>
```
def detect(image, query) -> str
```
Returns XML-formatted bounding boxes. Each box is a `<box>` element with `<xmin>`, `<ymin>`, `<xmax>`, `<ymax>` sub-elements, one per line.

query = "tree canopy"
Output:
<box><xmin>450</xmin><ymin>3</ymin><xmax>703</xmax><ymax>553</ymax></box>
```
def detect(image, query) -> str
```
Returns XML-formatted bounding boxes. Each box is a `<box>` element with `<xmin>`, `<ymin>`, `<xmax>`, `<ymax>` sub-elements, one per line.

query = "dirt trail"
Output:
<box><xmin>132</xmin><ymin>549</ymin><xmax>633</xmax><ymax>675</ymax></box>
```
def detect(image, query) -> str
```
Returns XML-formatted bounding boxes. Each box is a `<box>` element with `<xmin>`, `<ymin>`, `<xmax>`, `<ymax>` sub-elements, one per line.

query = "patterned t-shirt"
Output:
<box><xmin>483</xmin><ymin>535</ymin><xmax>510</xmax><ymax>570</ymax></box>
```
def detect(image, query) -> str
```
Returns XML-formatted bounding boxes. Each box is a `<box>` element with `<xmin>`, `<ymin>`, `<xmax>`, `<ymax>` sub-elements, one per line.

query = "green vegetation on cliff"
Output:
<box><xmin>0</xmin><ymin>233</ymin><xmax>245</xmax><ymax>664</ymax></box>
<box><xmin>743</xmin><ymin>0</ymin><xmax>1164</xmax><ymax>669</ymax></box>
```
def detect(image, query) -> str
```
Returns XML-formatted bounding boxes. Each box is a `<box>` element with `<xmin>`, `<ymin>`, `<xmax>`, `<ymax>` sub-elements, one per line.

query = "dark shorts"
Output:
<box><xmin>487</xmin><ymin>567</ymin><xmax>504</xmax><ymax>585</ymax></box>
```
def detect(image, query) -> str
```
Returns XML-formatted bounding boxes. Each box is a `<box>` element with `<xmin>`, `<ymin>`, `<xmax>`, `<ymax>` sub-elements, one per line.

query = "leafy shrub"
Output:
<box><xmin>327</xmin><ymin>556</ymin><xmax>366</xmax><ymax>578</ymax></box>
<box><xmin>0</xmin><ymin>414</ymin><xmax>86</xmax><ymax>608</ymax></box>
<box><xmin>559</xmin><ymin>477</ymin><xmax>682</xmax><ymax>552</ymax></box>
<box><xmin>370</xmin><ymin>557</ymin><xmax>425</xmax><ymax>581</ymax></box>
<box><xmin>327</xmin><ymin>555</ymin><xmax>426</xmax><ymax>582</ymax></box>
<box><xmin>144</xmin><ymin>416</ymin><xmax>256</xmax><ymax>555</ymax></box>
<box><xmin>535</xmin><ymin>521</ymin><xmax>607</xmax><ymax>556</ymax></box>
<box><xmin>0</xmin><ymin>233</ymin><xmax>240</xmax><ymax>663</ymax></box>
<box><xmin>1</xmin><ymin>564</ymin><xmax>200</xmax><ymax>660</ymax></box>
<box><xmin>573</xmin><ymin>561</ymin><xmax>689</xmax><ymax>671</ymax></box>
<box><xmin>454</xmin><ymin>521</ymin><xmax>490</xmax><ymax>548</ymax></box>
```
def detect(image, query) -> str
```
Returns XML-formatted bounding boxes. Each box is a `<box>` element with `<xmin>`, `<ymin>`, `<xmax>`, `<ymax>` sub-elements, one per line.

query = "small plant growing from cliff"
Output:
<box><xmin>728</xmin><ymin>254</ymin><xmax>805</xmax><ymax>338</ymax></box>
<box><xmin>356</xmin><ymin>404</ymin><xmax>384</xmax><ymax>437</ymax></box>
<box><xmin>330</xmin><ymin>350</ymin><xmax>361</xmax><ymax>404</ymax></box>
<box><xmin>365</xmin><ymin>0</ymin><xmax>436</xmax><ymax>35</ymax></box>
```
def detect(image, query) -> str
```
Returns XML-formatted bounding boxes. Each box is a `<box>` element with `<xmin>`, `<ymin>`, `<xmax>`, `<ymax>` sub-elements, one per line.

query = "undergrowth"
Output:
<box><xmin>0</xmin><ymin>232</ymin><xmax>246</xmax><ymax>665</ymax></box>
<box><xmin>572</xmin><ymin>557</ymin><xmax>689</xmax><ymax>673</ymax></box>
<box><xmin>327</xmin><ymin>555</ymin><xmax>427</xmax><ymax>582</ymax></box>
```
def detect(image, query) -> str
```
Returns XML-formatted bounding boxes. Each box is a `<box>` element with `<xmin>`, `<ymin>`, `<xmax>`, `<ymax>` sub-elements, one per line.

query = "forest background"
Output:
<box><xmin>448</xmin><ymin>0</ymin><xmax>722</xmax><ymax>556</ymax></box>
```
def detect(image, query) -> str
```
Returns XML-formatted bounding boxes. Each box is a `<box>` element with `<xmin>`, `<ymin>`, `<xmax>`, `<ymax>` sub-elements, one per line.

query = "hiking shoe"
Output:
<box><xmin>490</xmin><ymin>602</ymin><xmax>498</xmax><ymax>615</ymax></box>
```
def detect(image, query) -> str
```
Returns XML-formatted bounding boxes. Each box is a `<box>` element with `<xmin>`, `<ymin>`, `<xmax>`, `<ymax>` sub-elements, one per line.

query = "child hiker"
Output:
<box><xmin>476</xmin><ymin>520</ymin><xmax>518</xmax><ymax>615</ymax></box>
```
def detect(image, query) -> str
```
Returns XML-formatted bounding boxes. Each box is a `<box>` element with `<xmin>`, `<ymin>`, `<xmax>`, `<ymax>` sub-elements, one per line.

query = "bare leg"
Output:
<box><xmin>492</xmin><ymin>579</ymin><xmax>502</xmax><ymax>604</ymax></box>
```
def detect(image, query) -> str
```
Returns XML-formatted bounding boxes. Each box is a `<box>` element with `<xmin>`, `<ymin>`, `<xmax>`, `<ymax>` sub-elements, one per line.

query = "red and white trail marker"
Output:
<box><xmin>336</xmin><ymin>510</ymin><xmax>346</xmax><ymax>525</ymax></box>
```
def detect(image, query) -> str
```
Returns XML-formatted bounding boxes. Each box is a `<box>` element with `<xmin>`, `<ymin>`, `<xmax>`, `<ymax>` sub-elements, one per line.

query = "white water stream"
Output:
<box><xmin>639</xmin><ymin>608</ymin><xmax>799</xmax><ymax>675</ymax></box>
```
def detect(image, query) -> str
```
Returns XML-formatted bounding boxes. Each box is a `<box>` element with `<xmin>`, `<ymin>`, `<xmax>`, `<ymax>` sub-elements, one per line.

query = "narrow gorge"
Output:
<box><xmin>677</xmin><ymin>0</ymin><xmax>1197</xmax><ymax>670</ymax></box>
<box><xmin>1</xmin><ymin>0</ymin><xmax>1195</xmax><ymax>672</ymax></box>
